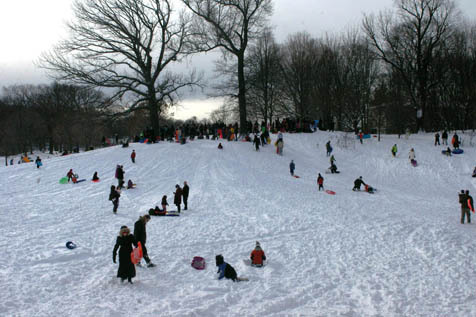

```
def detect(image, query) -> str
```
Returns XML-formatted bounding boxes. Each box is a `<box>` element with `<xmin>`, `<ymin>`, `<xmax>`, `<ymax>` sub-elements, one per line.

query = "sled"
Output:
<box><xmin>131</xmin><ymin>242</ymin><xmax>143</xmax><ymax>265</ymax></box>
<box><xmin>37</xmin><ymin>161</ymin><xmax>43</xmax><ymax>167</ymax></box>
<box><xmin>441</xmin><ymin>150</ymin><xmax>452</xmax><ymax>156</ymax></box>
<box><xmin>59</xmin><ymin>177</ymin><xmax>69</xmax><ymax>184</ymax></box>
<box><xmin>243</xmin><ymin>259</ymin><xmax>267</xmax><ymax>267</ymax></box>
<box><xmin>236</xmin><ymin>277</ymin><xmax>249</xmax><ymax>281</ymax></box>
<box><xmin>73</xmin><ymin>179</ymin><xmax>86</xmax><ymax>184</ymax></box>
<box><xmin>191</xmin><ymin>256</ymin><xmax>206</xmax><ymax>270</ymax></box>
<box><xmin>325</xmin><ymin>190</ymin><xmax>336</xmax><ymax>195</ymax></box>
<box><xmin>293</xmin><ymin>175</ymin><xmax>300</xmax><ymax>178</ymax></box>
<box><xmin>66</xmin><ymin>241</ymin><xmax>77</xmax><ymax>249</ymax></box>
<box><xmin>411</xmin><ymin>159</ymin><xmax>418</xmax><ymax>167</ymax></box>
<box><xmin>452</xmin><ymin>149</ymin><xmax>464</xmax><ymax>154</ymax></box>
<box><xmin>92</xmin><ymin>179</ymin><xmax>100</xmax><ymax>183</ymax></box>
<box><xmin>166</xmin><ymin>213</ymin><xmax>180</xmax><ymax>217</ymax></box>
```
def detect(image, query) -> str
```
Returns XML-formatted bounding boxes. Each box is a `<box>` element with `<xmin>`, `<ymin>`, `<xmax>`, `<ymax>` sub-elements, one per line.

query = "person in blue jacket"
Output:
<box><xmin>215</xmin><ymin>254</ymin><xmax>237</xmax><ymax>281</ymax></box>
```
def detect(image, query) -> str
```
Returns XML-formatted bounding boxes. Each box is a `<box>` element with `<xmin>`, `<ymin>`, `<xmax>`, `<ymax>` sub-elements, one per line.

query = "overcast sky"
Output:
<box><xmin>1</xmin><ymin>0</ymin><xmax>475</xmax><ymax>119</ymax></box>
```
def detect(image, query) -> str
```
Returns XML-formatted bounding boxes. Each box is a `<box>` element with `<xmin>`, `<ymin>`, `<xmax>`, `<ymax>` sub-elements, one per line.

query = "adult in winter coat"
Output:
<box><xmin>317</xmin><ymin>173</ymin><xmax>324</xmax><ymax>191</ymax></box>
<box><xmin>391</xmin><ymin>144</ymin><xmax>397</xmax><ymax>157</ymax></box>
<box><xmin>326</xmin><ymin>141</ymin><xmax>332</xmax><ymax>157</ymax></box>
<box><xmin>134</xmin><ymin>215</ymin><xmax>155</xmax><ymax>267</ymax></box>
<box><xmin>250</xmin><ymin>241</ymin><xmax>266</xmax><ymax>267</ymax></box>
<box><xmin>216</xmin><ymin>254</ymin><xmax>237</xmax><ymax>281</ymax></box>
<box><xmin>109</xmin><ymin>185</ymin><xmax>121</xmax><ymax>213</ymax></box>
<box><xmin>452</xmin><ymin>133</ymin><xmax>459</xmax><ymax>147</ymax></box>
<box><xmin>112</xmin><ymin>225</ymin><xmax>137</xmax><ymax>284</ymax></box>
<box><xmin>289</xmin><ymin>160</ymin><xmax>295</xmax><ymax>176</ymax></box>
<box><xmin>434</xmin><ymin>133</ymin><xmax>440</xmax><ymax>146</ymax></box>
<box><xmin>131</xmin><ymin>150</ymin><xmax>136</xmax><ymax>163</ymax></box>
<box><xmin>330</xmin><ymin>155</ymin><xmax>336</xmax><ymax>165</ymax></box>
<box><xmin>182</xmin><ymin>181</ymin><xmax>189</xmax><ymax>210</ymax></box>
<box><xmin>459</xmin><ymin>190</ymin><xmax>471</xmax><ymax>224</ymax></box>
<box><xmin>116</xmin><ymin>165</ymin><xmax>125</xmax><ymax>189</ymax></box>
<box><xmin>353</xmin><ymin>176</ymin><xmax>366</xmax><ymax>191</ymax></box>
<box><xmin>442</xmin><ymin>130</ymin><xmax>448</xmax><ymax>145</ymax></box>
<box><xmin>174</xmin><ymin>184</ymin><xmax>183</xmax><ymax>212</ymax></box>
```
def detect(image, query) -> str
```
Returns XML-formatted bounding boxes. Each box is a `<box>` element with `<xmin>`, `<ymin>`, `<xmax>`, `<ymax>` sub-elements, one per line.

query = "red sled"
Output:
<box><xmin>191</xmin><ymin>256</ymin><xmax>206</xmax><ymax>270</ymax></box>
<box><xmin>293</xmin><ymin>175</ymin><xmax>300</xmax><ymax>178</ymax></box>
<box><xmin>325</xmin><ymin>190</ymin><xmax>336</xmax><ymax>195</ymax></box>
<box><xmin>130</xmin><ymin>242</ymin><xmax>143</xmax><ymax>265</ymax></box>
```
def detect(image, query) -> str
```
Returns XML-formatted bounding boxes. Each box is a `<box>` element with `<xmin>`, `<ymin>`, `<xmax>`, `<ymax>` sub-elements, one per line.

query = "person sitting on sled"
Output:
<box><xmin>250</xmin><ymin>241</ymin><xmax>266</xmax><ymax>267</ymax></box>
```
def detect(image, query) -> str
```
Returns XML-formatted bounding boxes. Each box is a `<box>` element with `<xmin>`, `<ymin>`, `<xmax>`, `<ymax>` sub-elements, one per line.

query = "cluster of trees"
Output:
<box><xmin>1</xmin><ymin>0</ymin><xmax>475</xmax><ymax>162</ymax></box>
<box><xmin>235</xmin><ymin>0</ymin><xmax>476</xmax><ymax>134</ymax></box>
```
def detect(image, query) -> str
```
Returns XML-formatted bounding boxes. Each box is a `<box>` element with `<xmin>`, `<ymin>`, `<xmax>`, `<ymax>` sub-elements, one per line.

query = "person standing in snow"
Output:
<box><xmin>289</xmin><ymin>160</ymin><xmax>295</xmax><ymax>176</ymax></box>
<box><xmin>326</xmin><ymin>141</ymin><xmax>332</xmax><ymax>157</ymax></box>
<box><xmin>35</xmin><ymin>156</ymin><xmax>42</xmax><ymax>168</ymax></box>
<box><xmin>174</xmin><ymin>184</ymin><xmax>183</xmax><ymax>213</ymax></box>
<box><xmin>109</xmin><ymin>185</ymin><xmax>121</xmax><ymax>213</ymax></box>
<box><xmin>182</xmin><ymin>181</ymin><xmax>189</xmax><ymax>210</ymax></box>
<box><xmin>250</xmin><ymin>241</ymin><xmax>266</xmax><ymax>267</ymax></box>
<box><xmin>359</xmin><ymin>132</ymin><xmax>363</xmax><ymax>144</ymax></box>
<box><xmin>276</xmin><ymin>138</ymin><xmax>284</xmax><ymax>155</ymax></box>
<box><xmin>391</xmin><ymin>144</ymin><xmax>398</xmax><ymax>157</ymax></box>
<box><xmin>353</xmin><ymin>176</ymin><xmax>366</xmax><ymax>191</ymax></box>
<box><xmin>459</xmin><ymin>190</ymin><xmax>471</xmax><ymax>224</ymax></box>
<box><xmin>442</xmin><ymin>130</ymin><xmax>448</xmax><ymax>145</ymax></box>
<box><xmin>434</xmin><ymin>133</ymin><xmax>440</xmax><ymax>146</ymax></box>
<box><xmin>330</xmin><ymin>154</ymin><xmax>336</xmax><ymax>166</ymax></box>
<box><xmin>113</xmin><ymin>225</ymin><xmax>137</xmax><ymax>284</ymax></box>
<box><xmin>452</xmin><ymin>133</ymin><xmax>460</xmax><ymax>149</ymax></box>
<box><xmin>67</xmin><ymin>169</ymin><xmax>74</xmax><ymax>182</ymax></box>
<box><xmin>134</xmin><ymin>215</ymin><xmax>155</xmax><ymax>267</ymax></box>
<box><xmin>408</xmin><ymin>148</ymin><xmax>416</xmax><ymax>162</ymax></box>
<box><xmin>161</xmin><ymin>195</ymin><xmax>169</xmax><ymax>212</ymax></box>
<box><xmin>253</xmin><ymin>134</ymin><xmax>260</xmax><ymax>151</ymax></box>
<box><xmin>116</xmin><ymin>165</ymin><xmax>125</xmax><ymax>189</ymax></box>
<box><xmin>317</xmin><ymin>173</ymin><xmax>324</xmax><ymax>191</ymax></box>
<box><xmin>131</xmin><ymin>150</ymin><xmax>136</xmax><ymax>163</ymax></box>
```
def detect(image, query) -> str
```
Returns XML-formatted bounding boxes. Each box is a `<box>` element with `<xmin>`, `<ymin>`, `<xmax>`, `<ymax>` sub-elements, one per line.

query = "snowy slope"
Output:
<box><xmin>1</xmin><ymin>132</ymin><xmax>476</xmax><ymax>317</ymax></box>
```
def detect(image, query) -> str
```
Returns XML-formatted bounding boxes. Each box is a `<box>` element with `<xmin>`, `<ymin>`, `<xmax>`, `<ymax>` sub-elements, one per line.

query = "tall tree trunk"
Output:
<box><xmin>238</xmin><ymin>53</ymin><xmax>247</xmax><ymax>134</ymax></box>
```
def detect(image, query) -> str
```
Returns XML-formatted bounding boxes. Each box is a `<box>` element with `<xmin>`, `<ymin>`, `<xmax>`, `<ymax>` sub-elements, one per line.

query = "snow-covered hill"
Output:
<box><xmin>1</xmin><ymin>131</ymin><xmax>475</xmax><ymax>316</ymax></box>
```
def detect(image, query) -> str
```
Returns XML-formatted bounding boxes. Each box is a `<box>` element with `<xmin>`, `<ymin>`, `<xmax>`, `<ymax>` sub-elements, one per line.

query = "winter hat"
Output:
<box><xmin>256</xmin><ymin>241</ymin><xmax>260</xmax><ymax>247</ymax></box>
<box><xmin>215</xmin><ymin>254</ymin><xmax>224</xmax><ymax>266</ymax></box>
<box><xmin>119</xmin><ymin>226</ymin><xmax>130</xmax><ymax>235</ymax></box>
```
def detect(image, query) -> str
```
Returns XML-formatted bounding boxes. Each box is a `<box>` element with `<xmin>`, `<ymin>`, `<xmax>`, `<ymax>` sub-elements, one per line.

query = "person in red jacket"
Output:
<box><xmin>131</xmin><ymin>150</ymin><xmax>136</xmax><ymax>163</ymax></box>
<box><xmin>250</xmin><ymin>241</ymin><xmax>266</xmax><ymax>267</ymax></box>
<box><xmin>317</xmin><ymin>173</ymin><xmax>324</xmax><ymax>191</ymax></box>
<box><xmin>67</xmin><ymin>169</ymin><xmax>74</xmax><ymax>182</ymax></box>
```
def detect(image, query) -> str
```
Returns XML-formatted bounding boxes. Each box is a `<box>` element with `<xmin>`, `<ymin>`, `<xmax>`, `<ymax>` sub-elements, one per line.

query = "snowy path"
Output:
<box><xmin>1</xmin><ymin>132</ymin><xmax>476</xmax><ymax>316</ymax></box>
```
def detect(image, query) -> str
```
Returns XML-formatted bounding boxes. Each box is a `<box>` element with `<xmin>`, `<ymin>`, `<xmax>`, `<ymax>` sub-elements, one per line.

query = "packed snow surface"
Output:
<box><xmin>1</xmin><ymin>132</ymin><xmax>476</xmax><ymax>316</ymax></box>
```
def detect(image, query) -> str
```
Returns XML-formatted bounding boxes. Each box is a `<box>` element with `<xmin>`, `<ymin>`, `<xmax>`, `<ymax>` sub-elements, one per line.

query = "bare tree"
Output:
<box><xmin>182</xmin><ymin>0</ymin><xmax>273</xmax><ymax>134</ymax></box>
<box><xmin>363</xmin><ymin>0</ymin><xmax>456</xmax><ymax>131</ymax></box>
<box><xmin>245</xmin><ymin>28</ymin><xmax>284</xmax><ymax>124</ymax></box>
<box><xmin>279</xmin><ymin>32</ymin><xmax>321</xmax><ymax>124</ymax></box>
<box><xmin>40</xmin><ymin>0</ymin><xmax>201</xmax><ymax>138</ymax></box>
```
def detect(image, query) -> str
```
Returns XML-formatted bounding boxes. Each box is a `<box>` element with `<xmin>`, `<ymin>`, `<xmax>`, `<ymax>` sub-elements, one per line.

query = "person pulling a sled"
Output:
<box><xmin>353</xmin><ymin>176</ymin><xmax>366</xmax><ymax>191</ymax></box>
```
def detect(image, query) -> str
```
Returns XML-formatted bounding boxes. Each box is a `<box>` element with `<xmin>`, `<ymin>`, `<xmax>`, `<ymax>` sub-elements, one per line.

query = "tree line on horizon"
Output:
<box><xmin>1</xmin><ymin>0</ymin><xmax>475</xmax><ymax>160</ymax></box>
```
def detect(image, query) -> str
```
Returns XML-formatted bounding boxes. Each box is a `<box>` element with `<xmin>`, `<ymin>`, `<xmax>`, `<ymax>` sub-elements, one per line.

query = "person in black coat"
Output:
<box><xmin>113</xmin><ymin>226</ymin><xmax>137</xmax><ymax>283</ymax></box>
<box><xmin>134</xmin><ymin>215</ymin><xmax>155</xmax><ymax>267</ymax></box>
<box><xmin>182</xmin><ymin>181</ymin><xmax>189</xmax><ymax>210</ymax></box>
<box><xmin>109</xmin><ymin>185</ymin><xmax>121</xmax><ymax>213</ymax></box>
<box><xmin>353</xmin><ymin>176</ymin><xmax>366</xmax><ymax>191</ymax></box>
<box><xmin>174</xmin><ymin>184</ymin><xmax>182</xmax><ymax>213</ymax></box>
<box><xmin>92</xmin><ymin>171</ymin><xmax>99</xmax><ymax>181</ymax></box>
<box><xmin>116</xmin><ymin>165</ymin><xmax>125</xmax><ymax>189</ymax></box>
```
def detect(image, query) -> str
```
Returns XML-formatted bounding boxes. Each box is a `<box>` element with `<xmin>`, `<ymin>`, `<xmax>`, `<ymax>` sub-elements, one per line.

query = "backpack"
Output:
<box><xmin>191</xmin><ymin>256</ymin><xmax>206</xmax><ymax>270</ymax></box>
